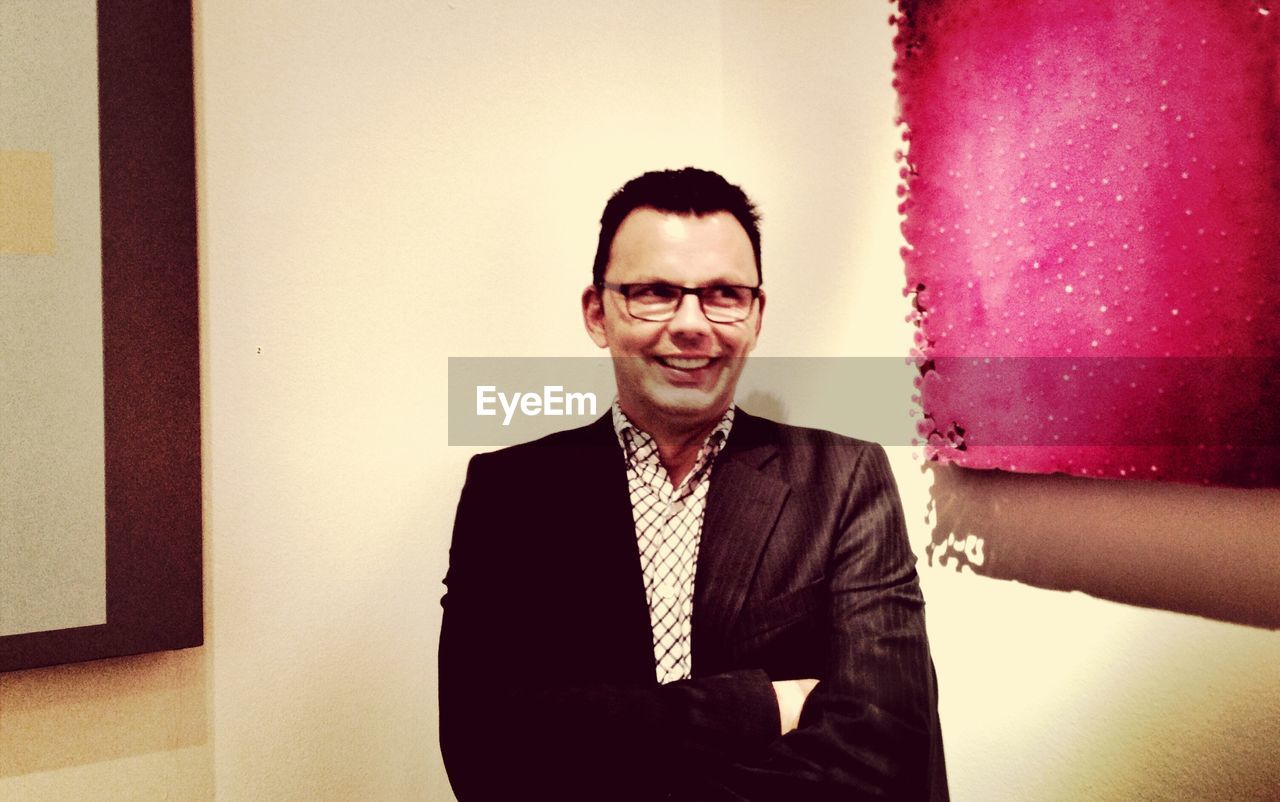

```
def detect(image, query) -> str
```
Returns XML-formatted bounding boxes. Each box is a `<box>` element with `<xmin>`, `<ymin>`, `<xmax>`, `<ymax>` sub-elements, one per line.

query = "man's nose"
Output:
<box><xmin>666</xmin><ymin>293</ymin><xmax>713</xmax><ymax>336</ymax></box>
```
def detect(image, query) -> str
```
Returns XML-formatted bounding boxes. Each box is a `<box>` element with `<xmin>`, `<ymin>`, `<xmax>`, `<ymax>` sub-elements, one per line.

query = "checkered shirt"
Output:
<box><xmin>612</xmin><ymin>400</ymin><xmax>735</xmax><ymax>684</ymax></box>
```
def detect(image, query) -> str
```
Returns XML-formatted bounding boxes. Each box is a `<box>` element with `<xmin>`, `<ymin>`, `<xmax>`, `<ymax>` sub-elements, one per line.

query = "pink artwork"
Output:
<box><xmin>894</xmin><ymin>0</ymin><xmax>1280</xmax><ymax>486</ymax></box>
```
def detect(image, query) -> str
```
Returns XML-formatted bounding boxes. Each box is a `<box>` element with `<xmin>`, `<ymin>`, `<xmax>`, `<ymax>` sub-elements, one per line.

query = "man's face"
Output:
<box><xmin>583</xmin><ymin>208</ymin><xmax>764</xmax><ymax>434</ymax></box>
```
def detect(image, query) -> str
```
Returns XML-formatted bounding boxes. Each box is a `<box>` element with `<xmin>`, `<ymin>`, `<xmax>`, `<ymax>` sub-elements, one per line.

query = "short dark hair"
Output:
<box><xmin>592</xmin><ymin>167</ymin><xmax>762</xmax><ymax>285</ymax></box>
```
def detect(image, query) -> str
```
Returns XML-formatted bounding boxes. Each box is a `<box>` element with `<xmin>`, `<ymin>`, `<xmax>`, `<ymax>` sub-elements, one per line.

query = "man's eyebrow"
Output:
<box><xmin>624</xmin><ymin>277</ymin><xmax>750</xmax><ymax>286</ymax></box>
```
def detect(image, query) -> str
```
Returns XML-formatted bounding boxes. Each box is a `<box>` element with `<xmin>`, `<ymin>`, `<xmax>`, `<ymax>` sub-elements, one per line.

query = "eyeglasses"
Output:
<box><xmin>598</xmin><ymin>282</ymin><xmax>762</xmax><ymax>323</ymax></box>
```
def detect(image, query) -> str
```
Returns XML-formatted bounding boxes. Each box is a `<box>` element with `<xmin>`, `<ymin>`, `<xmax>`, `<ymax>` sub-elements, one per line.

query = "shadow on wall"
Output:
<box><xmin>926</xmin><ymin>464</ymin><xmax>1280</xmax><ymax>631</ymax></box>
<box><xmin>0</xmin><ymin>646</ymin><xmax>207</xmax><ymax>779</ymax></box>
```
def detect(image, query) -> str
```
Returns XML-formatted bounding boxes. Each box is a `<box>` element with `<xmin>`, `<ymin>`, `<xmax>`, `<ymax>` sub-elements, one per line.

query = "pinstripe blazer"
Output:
<box><xmin>440</xmin><ymin>410</ymin><xmax>947</xmax><ymax>801</ymax></box>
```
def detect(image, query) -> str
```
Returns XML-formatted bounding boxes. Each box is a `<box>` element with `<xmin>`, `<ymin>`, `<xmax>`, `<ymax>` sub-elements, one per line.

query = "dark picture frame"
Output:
<box><xmin>0</xmin><ymin>0</ymin><xmax>201</xmax><ymax>672</ymax></box>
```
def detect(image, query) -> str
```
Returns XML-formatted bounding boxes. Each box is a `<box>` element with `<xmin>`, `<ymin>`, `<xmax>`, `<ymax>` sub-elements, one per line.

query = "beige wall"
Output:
<box><xmin>1</xmin><ymin>2</ymin><xmax>1277</xmax><ymax>799</ymax></box>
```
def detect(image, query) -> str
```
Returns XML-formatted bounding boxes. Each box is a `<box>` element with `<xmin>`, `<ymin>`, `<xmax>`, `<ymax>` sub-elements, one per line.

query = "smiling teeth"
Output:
<box><xmin>661</xmin><ymin>357</ymin><xmax>713</xmax><ymax>369</ymax></box>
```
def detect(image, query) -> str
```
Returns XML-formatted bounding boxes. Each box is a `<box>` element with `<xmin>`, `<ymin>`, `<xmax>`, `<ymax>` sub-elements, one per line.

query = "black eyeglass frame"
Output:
<box><xmin>597</xmin><ymin>281</ymin><xmax>763</xmax><ymax>323</ymax></box>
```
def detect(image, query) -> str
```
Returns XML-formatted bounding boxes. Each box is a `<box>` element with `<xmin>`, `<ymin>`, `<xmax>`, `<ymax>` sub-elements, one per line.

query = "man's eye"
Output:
<box><xmin>705</xmin><ymin>286</ymin><xmax>747</xmax><ymax>304</ymax></box>
<box><xmin>632</xmin><ymin>284</ymin><xmax>680</xmax><ymax>302</ymax></box>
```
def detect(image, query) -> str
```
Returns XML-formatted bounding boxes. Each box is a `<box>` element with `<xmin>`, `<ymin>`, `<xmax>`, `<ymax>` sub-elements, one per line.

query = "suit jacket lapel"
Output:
<box><xmin>692</xmin><ymin>411</ymin><xmax>790</xmax><ymax>674</ymax></box>
<box><xmin>574</xmin><ymin>414</ymin><xmax>658</xmax><ymax>680</ymax></box>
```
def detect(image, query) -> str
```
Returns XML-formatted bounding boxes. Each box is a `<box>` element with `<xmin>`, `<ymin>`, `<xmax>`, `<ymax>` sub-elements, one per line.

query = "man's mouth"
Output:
<box><xmin>654</xmin><ymin>355</ymin><xmax>716</xmax><ymax>370</ymax></box>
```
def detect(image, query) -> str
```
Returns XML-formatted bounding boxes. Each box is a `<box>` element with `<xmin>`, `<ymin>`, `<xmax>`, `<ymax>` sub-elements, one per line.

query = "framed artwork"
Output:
<box><xmin>893</xmin><ymin>0</ymin><xmax>1280</xmax><ymax>629</ymax></box>
<box><xmin>0</xmin><ymin>0</ymin><xmax>201</xmax><ymax>672</ymax></box>
<box><xmin>894</xmin><ymin>0</ymin><xmax>1279</xmax><ymax>488</ymax></box>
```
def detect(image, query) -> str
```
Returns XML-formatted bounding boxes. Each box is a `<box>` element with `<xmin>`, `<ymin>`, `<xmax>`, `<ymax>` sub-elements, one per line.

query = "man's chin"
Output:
<box><xmin>641</xmin><ymin>388</ymin><xmax>731</xmax><ymax>425</ymax></box>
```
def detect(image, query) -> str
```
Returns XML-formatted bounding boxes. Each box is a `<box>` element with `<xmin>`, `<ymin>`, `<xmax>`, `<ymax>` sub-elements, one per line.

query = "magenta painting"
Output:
<box><xmin>894</xmin><ymin>0</ymin><xmax>1280</xmax><ymax>486</ymax></box>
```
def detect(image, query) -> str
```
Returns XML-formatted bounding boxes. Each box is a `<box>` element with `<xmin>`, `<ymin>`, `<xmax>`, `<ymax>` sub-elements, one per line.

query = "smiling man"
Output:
<box><xmin>440</xmin><ymin>168</ymin><xmax>947</xmax><ymax>801</ymax></box>
<box><xmin>586</xmin><ymin>204</ymin><xmax>762</xmax><ymax>487</ymax></box>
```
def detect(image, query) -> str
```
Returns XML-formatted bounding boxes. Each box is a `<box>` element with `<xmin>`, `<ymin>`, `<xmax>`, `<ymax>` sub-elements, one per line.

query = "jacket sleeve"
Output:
<box><xmin>682</xmin><ymin>443</ymin><xmax>948</xmax><ymax>802</ymax></box>
<box><xmin>438</xmin><ymin>452</ymin><xmax>783</xmax><ymax>801</ymax></box>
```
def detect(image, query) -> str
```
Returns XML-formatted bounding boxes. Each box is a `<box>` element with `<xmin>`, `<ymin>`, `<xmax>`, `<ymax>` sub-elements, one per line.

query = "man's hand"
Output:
<box><xmin>771</xmin><ymin>678</ymin><xmax>819</xmax><ymax>735</ymax></box>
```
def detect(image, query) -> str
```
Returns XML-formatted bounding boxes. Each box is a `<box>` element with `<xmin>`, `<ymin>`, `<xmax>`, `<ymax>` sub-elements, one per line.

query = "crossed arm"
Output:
<box><xmin>439</xmin><ymin>444</ymin><xmax>944</xmax><ymax>801</ymax></box>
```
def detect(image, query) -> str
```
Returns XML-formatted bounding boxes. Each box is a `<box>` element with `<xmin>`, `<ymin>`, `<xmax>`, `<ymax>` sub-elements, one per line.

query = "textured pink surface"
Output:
<box><xmin>895</xmin><ymin>0</ymin><xmax>1280</xmax><ymax>486</ymax></box>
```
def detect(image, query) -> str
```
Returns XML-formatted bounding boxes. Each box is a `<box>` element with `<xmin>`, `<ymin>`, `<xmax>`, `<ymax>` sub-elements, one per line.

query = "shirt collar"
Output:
<box><xmin>611</xmin><ymin>400</ymin><xmax>735</xmax><ymax>466</ymax></box>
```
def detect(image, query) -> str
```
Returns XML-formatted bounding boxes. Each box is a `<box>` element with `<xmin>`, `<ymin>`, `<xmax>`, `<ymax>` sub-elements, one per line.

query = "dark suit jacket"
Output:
<box><xmin>440</xmin><ymin>410</ymin><xmax>947</xmax><ymax>801</ymax></box>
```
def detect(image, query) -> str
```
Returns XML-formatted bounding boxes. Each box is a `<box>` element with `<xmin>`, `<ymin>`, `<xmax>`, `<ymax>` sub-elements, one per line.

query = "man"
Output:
<box><xmin>440</xmin><ymin>168</ymin><xmax>947</xmax><ymax>800</ymax></box>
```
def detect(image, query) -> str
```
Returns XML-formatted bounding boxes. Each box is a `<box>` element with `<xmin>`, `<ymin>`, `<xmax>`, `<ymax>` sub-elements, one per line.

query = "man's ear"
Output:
<box><xmin>752</xmin><ymin>289</ymin><xmax>766</xmax><ymax>339</ymax></box>
<box><xmin>582</xmin><ymin>284</ymin><xmax>609</xmax><ymax>348</ymax></box>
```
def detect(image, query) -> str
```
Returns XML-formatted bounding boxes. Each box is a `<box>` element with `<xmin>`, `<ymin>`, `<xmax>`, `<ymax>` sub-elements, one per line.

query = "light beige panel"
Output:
<box><xmin>0</xmin><ymin>0</ymin><xmax>106</xmax><ymax>638</ymax></box>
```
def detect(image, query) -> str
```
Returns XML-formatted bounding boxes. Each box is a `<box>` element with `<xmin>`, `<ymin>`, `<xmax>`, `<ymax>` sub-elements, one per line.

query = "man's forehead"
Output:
<box><xmin>612</xmin><ymin>209</ymin><xmax>752</xmax><ymax>255</ymax></box>
<box><xmin>605</xmin><ymin>211</ymin><xmax>756</xmax><ymax>287</ymax></box>
<box><xmin>619</xmin><ymin>206</ymin><xmax>745</xmax><ymax>232</ymax></box>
